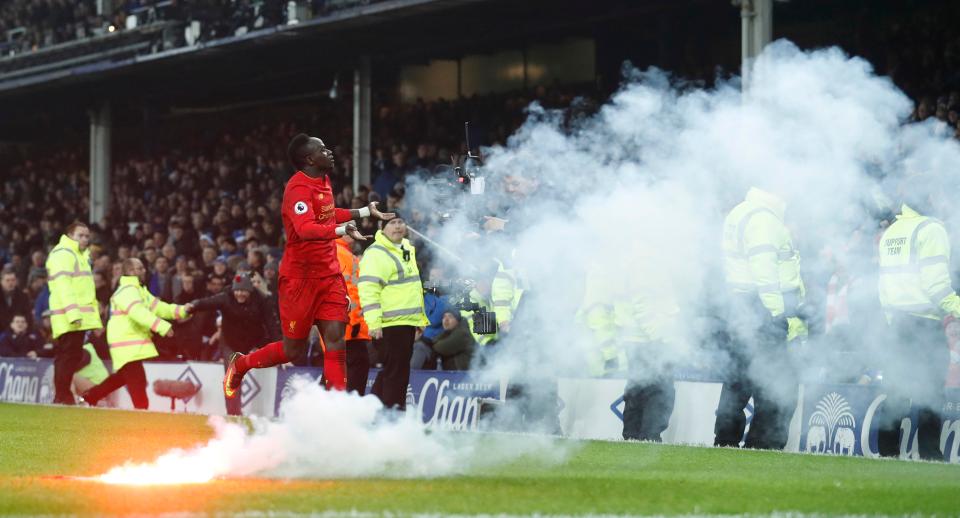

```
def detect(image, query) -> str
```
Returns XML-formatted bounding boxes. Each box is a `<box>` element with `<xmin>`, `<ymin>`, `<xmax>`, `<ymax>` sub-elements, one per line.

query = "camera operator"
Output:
<box><xmin>189</xmin><ymin>273</ymin><xmax>281</xmax><ymax>415</ymax></box>
<box><xmin>410</xmin><ymin>267</ymin><xmax>450</xmax><ymax>370</ymax></box>
<box><xmin>432</xmin><ymin>310</ymin><xmax>477</xmax><ymax>370</ymax></box>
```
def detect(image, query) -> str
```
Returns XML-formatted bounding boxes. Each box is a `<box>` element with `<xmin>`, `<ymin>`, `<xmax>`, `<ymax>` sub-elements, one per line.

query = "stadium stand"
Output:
<box><xmin>0</xmin><ymin>83</ymin><xmax>596</xmax><ymax>363</ymax></box>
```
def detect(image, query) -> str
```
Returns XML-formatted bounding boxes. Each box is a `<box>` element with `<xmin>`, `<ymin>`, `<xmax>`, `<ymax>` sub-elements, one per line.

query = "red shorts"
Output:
<box><xmin>278</xmin><ymin>275</ymin><xmax>349</xmax><ymax>339</ymax></box>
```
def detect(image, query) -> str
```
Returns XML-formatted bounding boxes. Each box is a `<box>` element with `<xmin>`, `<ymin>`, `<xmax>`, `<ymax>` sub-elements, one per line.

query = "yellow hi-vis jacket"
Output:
<box><xmin>46</xmin><ymin>234</ymin><xmax>102</xmax><ymax>339</ymax></box>
<box><xmin>76</xmin><ymin>343</ymin><xmax>108</xmax><ymax>385</ymax></box>
<box><xmin>460</xmin><ymin>288</ymin><xmax>497</xmax><ymax>346</ymax></box>
<box><xmin>107</xmin><ymin>276</ymin><xmax>189</xmax><ymax>371</ymax></box>
<box><xmin>878</xmin><ymin>204</ymin><xmax>960</xmax><ymax>320</ymax></box>
<box><xmin>358</xmin><ymin>231</ymin><xmax>429</xmax><ymax>330</ymax></box>
<box><xmin>723</xmin><ymin>188</ymin><xmax>806</xmax><ymax>337</ymax></box>
<box><xmin>490</xmin><ymin>259</ymin><xmax>523</xmax><ymax>327</ymax></box>
<box><xmin>579</xmin><ymin>263</ymin><xmax>681</xmax><ymax>376</ymax></box>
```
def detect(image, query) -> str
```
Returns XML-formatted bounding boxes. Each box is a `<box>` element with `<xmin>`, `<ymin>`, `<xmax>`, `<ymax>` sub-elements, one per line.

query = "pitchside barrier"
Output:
<box><xmin>1</xmin><ymin>356</ymin><xmax>957</xmax><ymax>462</ymax></box>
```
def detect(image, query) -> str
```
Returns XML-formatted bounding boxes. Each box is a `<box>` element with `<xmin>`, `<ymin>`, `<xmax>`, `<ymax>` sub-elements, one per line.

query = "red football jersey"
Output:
<box><xmin>279</xmin><ymin>171</ymin><xmax>352</xmax><ymax>279</ymax></box>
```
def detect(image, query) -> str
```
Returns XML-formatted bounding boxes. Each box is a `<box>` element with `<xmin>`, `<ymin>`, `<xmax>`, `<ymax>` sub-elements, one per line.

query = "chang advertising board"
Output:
<box><xmin>0</xmin><ymin>358</ymin><xmax>55</xmax><ymax>404</ymax></box>
<box><xmin>410</xmin><ymin>371</ymin><xmax>498</xmax><ymax>431</ymax></box>
<box><xmin>274</xmin><ymin>368</ymin><xmax>499</xmax><ymax>430</ymax></box>
<box><xmin>801</xmin><ymin>384</ymin><xmax>960</xmax><ymax>462</ymax></box>
<box><xmin>800</xmin><ymin>384</ymin><xmax>884</xmax><ymax>457</ymax></box>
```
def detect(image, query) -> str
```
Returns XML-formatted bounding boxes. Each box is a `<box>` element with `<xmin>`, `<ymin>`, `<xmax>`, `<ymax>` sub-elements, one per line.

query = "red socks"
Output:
<box><xmin>238</xmin><ymin>341</ymin><xmax>288</xmax><ymax>373</ymax></box>
<box><xmin>238</xmin><ymin>341</ymin><xmax>346</xmax><ymax>391</ymax></box>
<box><xmin>324</xmin><ymin>349</ymin><xmax>347</xmax><ymax>391</ymax></box>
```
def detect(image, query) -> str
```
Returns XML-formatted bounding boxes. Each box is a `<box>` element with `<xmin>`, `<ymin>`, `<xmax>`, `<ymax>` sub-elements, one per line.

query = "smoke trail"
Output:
<box><xmin>98</xmin><ymin>378</ymin><xmax>566</xmax><ymax>482</ymax></box>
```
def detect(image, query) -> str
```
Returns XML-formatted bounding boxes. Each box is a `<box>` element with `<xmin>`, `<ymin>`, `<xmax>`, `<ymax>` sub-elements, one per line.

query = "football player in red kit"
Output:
<box><xmin>223</xmin><ymin>134</ymin><xmax>394</xmax><ymax>397</ymax></box>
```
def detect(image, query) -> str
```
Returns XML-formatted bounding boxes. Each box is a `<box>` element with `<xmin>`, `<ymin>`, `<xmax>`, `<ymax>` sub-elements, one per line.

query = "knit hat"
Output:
<box><xmin>380</xmin><ymin>215</ymin><xmax>405</xmax><ymax>230</ymax></box>
<box><xmin>232</xmin><ymin>273</ymin><xmax>254</xmax><ymax>292</ymax></box>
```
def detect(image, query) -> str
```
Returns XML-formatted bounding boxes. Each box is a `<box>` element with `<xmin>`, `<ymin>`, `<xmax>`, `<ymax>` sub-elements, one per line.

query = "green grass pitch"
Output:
<box><xmin>0</xmin><ymin>402</ymin><xmax>957</xmax><ymax>516</ymax></box>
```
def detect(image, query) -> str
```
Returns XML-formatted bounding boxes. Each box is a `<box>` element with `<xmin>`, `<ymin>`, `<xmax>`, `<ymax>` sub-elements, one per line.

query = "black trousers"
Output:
<box><xmin>877</xmin><ymin>314</ymin><xmax>949</xmax><ymax>460</ymax></box>
<box><xmin>346</xmin><ymin>339</ymin><xmax>371</xmax><ymax>395</ymax></box>
<box><xmin>714</xmin><ymin>296</ymin><xmax>795</xmax><ymax>450</ymax></box>
<box><xmin>622</xmin><ymin>341</ymin><xmax>675</xmax><ymax>441</ymax></box>
<box><xmin>84</xmin><ymin>360</ymin><xmax>149</xmax><ymax>410</ymax></box>
<box><xmin>53</xmin><ymin>330</ymin><xmax>87</xmax><ymax>405</ymax></box>
<box><xmin>371</xmin><ymin>326</ymin><xmax>415</xmax><ymax>410</ymax></box>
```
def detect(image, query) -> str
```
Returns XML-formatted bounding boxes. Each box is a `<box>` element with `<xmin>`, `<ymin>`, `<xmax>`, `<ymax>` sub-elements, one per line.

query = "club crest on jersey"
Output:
<box><xmin>294</xmin><ymin>201</ymin><xmax>308</xmax><ymax>215</ymax></box>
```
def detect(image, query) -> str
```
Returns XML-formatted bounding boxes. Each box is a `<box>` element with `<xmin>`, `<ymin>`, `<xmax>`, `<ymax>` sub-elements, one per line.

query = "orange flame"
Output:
<box><xmin>95</xmin><ymin>451</ymin><xmax>224</xmax><ymax>485</ymax></box>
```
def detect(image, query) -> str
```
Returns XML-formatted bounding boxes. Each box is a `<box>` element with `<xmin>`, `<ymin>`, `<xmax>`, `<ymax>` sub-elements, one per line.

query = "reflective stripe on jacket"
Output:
<box><xmin>46</xmin><ymin>234</ymin><xmax>102</xmax><ymax>339</ymax></box>
<box><xmin>878</xmin><ymin>204</ymin><xmax>960</xmax><ymax>320</ymax></box>
<box><xmin>107</xmin><ymin>276</ymin><xmax>188</xmax><ymax>371</ymax></box>
<box><xmin>358</xmin><ymin>231</ymin><xmax>428</xmax><ymax>329</ymax></box>
<box><xmin>722</xmin><ymin>187</ymin><xmax>805</xmax><ymax>317</ymax></box>
<box><xmin>490</xmin><ymin>260</ymin><xmax>523</xmax><ymax>326</ymax></box>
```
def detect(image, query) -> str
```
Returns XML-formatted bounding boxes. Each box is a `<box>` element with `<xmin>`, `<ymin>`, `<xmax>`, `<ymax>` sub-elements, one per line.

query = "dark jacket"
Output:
<box><xmin>0</xmin><ymin>288</ymin><xmax>33</xmax><ymax>329</ymax></box>
<box><xmin>0</xmin><ymin>330</ymin><xmax>43</xmax><ymax>357</ymax></box>
<box><xmin>191</xmin><ymin>289</ymin><xmax>281</xmax><ymax>354</ymax></box>
<box><xmin>432</xmin><ymin>318</ymin><xmax>476</xmax><ymax>371</ymax></box>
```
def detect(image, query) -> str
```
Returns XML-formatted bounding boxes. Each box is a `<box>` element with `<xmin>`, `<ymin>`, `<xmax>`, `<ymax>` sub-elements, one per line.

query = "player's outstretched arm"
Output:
<box><xmin>336</xmin><ymin>201</ymin><xmax>396</xmax><ymax>223</ymax></box>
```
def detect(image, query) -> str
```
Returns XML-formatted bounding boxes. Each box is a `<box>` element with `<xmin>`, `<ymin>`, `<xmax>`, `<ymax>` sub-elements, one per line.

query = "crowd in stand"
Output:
<box><xmin>0</xmin><ymin>86</ymin><xmax>585</xmax><ymax>366</ymax></box>
<box><xmin>0</xmin><ymin>0</ymin><xmax>104</xmax><ymax>54</ymax></box>
<box><xmin>0</xmin><ymin>0</ymin><xmax>383</xmax><ymax>56</ymax></box>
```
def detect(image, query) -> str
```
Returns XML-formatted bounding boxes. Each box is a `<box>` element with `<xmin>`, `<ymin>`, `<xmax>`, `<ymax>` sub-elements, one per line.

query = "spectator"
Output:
<box><xmin>372</xmin><ymin>151</ymin><xmax>405</xmax><ymax>200</ymax></box>
<box><xmin>246</xmin><ymin>248</ymin><xmax>266</xmax><ymax>275</ymax></box>
<box><xmin>149</xmin><ymin>255</ymin><xmax>174</xmax><ymax>301</ymax></box>
<box><xmin>218</xmin><ymin>237</ymin><xmax>241</xmax><ymax>261</ymax></box>
<box><xmin>263</xmin><ymin>260</ymin><xmax>279</xmax><ymax>295</ymax></box>
<box><xmin>0</xmin><ymin>314</ymin><xmax>43</xmax><ymax>358</ymax></box>
<box><xmin>31</xmin><ymin>270</ymin><xmax>49</xmax><ymax>325</ymax></box>
<box><xmin>190</xmin><ymin>273</ymin><xmax>281</xmax><ymax>415</ymax></box>
<box><xmin>0</xmin><ymin>267</ymin><xmax>33</xmax><ymax>330</ymax></box>
<box><xmin>93</xmin><ymin>270</ymin><xmax>111</xmax><ymax>307</ymax></box>
<box><xmin>205</xmin><ymin>272</ymin><xmax>227</xmax><ymax>297</ymax></box>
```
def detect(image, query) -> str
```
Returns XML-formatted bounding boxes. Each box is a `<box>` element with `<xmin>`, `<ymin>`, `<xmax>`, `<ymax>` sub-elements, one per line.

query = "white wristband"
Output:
<box><xmin>357</xmin><ymin>206</ymin><xmax>371</xmax><ymax>218</ymax></box>
<box><xmin>336</xmin><ymin>226</ymin><xmax>347</xmax><ymax>237</ymax></box>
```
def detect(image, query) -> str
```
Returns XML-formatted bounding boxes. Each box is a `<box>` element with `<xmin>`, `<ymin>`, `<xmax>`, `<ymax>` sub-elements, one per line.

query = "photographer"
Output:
<box><xmin>410</xmin><ymin>267</ymin><xmax>450</xmax><ymax>370</ymax></box>
<box><xmin>431</xmin><ymin>310</ymin><xmax>476</xmax><ymax>370</ymax></box>
<box><xmin>190</xmin><ymin>273</ymin><xmax>281</xmax><ymax>415</ymax></box>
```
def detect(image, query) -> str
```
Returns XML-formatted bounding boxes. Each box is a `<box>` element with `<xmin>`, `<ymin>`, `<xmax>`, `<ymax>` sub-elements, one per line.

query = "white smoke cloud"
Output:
<box><xmin>95</xmin><ymin>39</ymin><xmax>960</xmax><ymax>481</ymax></box>
<box><xmin>403</xmin><ymin>39</ymin><xmax>960</xmax><ymax>421</ymax></box>
<box><xmin>98</xmin><ymin>378</ymin><xmax>567</xmax><ymax>483</ymax></box>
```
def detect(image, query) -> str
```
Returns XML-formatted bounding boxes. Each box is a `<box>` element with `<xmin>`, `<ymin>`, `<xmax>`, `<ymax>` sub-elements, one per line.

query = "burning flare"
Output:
<box><xmin>93</xmin><ymin>417</ymin><xmax>253</xmax><ymax>485</ymax></box>
<box><xmin>96</xmin><ymin>451</ymin><xmax>222</xmax><ymax>485</ymax></box>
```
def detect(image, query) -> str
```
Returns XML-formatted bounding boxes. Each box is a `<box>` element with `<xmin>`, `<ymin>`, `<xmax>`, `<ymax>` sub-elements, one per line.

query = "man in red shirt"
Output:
<box><xmin>223</xmin><ymin>134</ymin><xmax>393</xmax><ymax>398</ymax></box>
